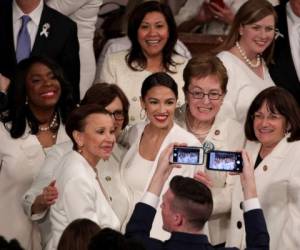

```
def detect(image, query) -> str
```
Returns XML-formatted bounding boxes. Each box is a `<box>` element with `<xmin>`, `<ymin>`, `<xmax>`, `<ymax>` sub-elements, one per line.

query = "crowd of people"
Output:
<box><xmin>0</xmin><ymin>0</ymin><xmax>299</xmax><ymax>250</ymax></box>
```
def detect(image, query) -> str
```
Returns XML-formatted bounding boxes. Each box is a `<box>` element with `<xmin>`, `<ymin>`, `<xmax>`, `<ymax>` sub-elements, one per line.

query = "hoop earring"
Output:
<box><xmin>140</xmin><ymin>108</ymin><xmax>146</xmax><ymax>120</ymax></box>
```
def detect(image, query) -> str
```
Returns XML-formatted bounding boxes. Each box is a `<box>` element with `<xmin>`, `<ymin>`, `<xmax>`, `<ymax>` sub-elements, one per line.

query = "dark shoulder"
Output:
<box><xmin>43</xmin><ymin>4</ymin><xmax>77</xmax><ymax>28</ymax></box>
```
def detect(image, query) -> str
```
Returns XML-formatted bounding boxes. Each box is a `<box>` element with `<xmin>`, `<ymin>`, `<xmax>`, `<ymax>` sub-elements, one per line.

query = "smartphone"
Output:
<box><xmin>206</xmin><ymin>150</ymin><xmax>243</xmax><ymax>172</ymax></box>
<box><xmin>210</xmin><ymin>0</ymin><xmax>225</xmax><ymax>8</ymax></box>
<box><xmin>170</xmin><ymin>146</ymin><xmax>204</xmax><ymax>165</ymax></box>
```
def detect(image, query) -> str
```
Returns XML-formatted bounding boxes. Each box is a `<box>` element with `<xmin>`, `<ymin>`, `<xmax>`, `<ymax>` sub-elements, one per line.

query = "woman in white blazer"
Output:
<box><xmin>174</xmin><ymin>56</ymin><xmax>245</xmax><ymax>246</ymax></box>
<box><xmin>120</xmin><ymin>72</ymin><xmax>201</xmax><ymax>240</ymax></box>
<box><xmin>49</xmin><ymin>105</ymin><xmax>120</xmax><ymax>250</ymax></box>
<box><xmin>22</xmin><ymin>83</ymin><xmax>130</xmax><ymax>248</ymax></box>
<box><xmin>0</xmin><ymin>56</ymin><xmax>75</xmax><ymax>250</ymax></box>
<box><xmin>226</xmin><ymin>87</ymin><xmax>300</xmax><ymax>249</ymax></box>
<box><xmin>46</xmin><ymin>0</ymin><xmax>103</xmax><ymax>98</ymax></box>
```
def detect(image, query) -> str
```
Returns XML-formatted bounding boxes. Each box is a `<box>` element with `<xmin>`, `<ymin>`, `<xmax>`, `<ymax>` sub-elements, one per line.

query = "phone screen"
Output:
<box><xmin>206</xmin><ymin>150</ymin><xmax>243</xmax><ymax>172</ymax></box>
<box><xmin>171</xmin><ymin>146</ymin><xmax>204</xmax><ymax>165</ymax></box>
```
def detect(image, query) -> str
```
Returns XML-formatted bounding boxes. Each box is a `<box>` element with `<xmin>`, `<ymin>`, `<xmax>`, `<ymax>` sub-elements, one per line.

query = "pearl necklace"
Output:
<box><xmin>38</xmin><ymin>113</ymin><xmax>58</xmax><ymax>132</ymax></box>
<box><xmin>235</xmin><ymin>41</ymin><xmax>261</xmax><ymax>68</ymax></box>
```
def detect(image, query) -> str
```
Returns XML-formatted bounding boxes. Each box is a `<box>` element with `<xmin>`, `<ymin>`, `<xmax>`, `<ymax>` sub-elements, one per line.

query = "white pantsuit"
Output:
<box><xmin>226</xmin><ymin>136</ymin><xmax>300</xmax><ymax>249</ymax></box>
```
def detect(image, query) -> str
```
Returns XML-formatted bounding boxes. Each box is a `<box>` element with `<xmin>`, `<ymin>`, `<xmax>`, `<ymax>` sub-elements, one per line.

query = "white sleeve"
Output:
<box><xmin>22</xmin><ymin>146</ymin><xmax>66</xmax><ymax>219</ymax></box>
<box><xmin>46</xmin><ymin>0</ymin><xmax>98</xmax><ymax>16</ymax></box>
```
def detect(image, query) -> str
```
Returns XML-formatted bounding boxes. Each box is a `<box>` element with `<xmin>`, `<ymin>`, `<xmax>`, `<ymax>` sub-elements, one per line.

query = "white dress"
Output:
<box><xmin>120</xmin><ymin>122</ymin><xmax>202</xmax><ymax>240</ymax></box>
<box><xmin>217</xmin><ymin>51</ymin><xmax>274</xmax><ymax>124</ymax></box>
<box><xmin>99</xmin><ymin>50</ymin><xmax>188</xmax><ymax>125</ymax></box>
<box><xmin>49</xmin><ymin>150</ymin><xmax>120</xmax><ymax>250</ymax></box>
<box><xmin>0</xmin><ymin>122</ymin><xmax>68</xmax><ymax>250</ymax></box>
<box><xmin>46</xmin><ymin>0</ymin><xmax>103</xmax><ymax>98</ymax></box>
<box><xmin>226</xmin><ymin>136</ymin><xmax>300</xmax><ymax>249</ymax></box>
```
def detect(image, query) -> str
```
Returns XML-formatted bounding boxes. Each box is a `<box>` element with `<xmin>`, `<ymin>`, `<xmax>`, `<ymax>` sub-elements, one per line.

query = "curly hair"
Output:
<box><xmin>2</xmin><ymin>56</ymin><xmax>75</xmax><ymax>138</ymax></box>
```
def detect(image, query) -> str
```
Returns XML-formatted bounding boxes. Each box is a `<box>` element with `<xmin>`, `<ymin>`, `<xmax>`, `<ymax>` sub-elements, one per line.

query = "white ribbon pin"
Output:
<box><xmin>40</xmin><ymin>23</ymin><xmax>50</xmax><ymax>38</ymax></box>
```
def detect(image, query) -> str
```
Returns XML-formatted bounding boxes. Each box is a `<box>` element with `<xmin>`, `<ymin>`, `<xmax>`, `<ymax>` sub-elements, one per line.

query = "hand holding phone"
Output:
<box><xmin>170</xmin><ymin>146</ymin><xmax>204</xmax><ymax>165</ymax></box>
<box><xmin>206</xmin><ymin>150</ymin><xmax>243</xmax><ymax>172</ymax></box>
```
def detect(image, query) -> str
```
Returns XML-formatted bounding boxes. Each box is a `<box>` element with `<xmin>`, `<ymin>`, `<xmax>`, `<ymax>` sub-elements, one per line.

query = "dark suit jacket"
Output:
<box><xmin>126</xmin><ymin>202</ymin><xmax>269</xmax><ymax>250</ymax></box>
<box><xmin>269</xmin><ymin>3</ymin><xmax>300</xmax><ymax>106</ymax></box>
<box><xmin>0</xmin><ymin>0</ymin><xmax>80</xmax><ymax>103</ymax></box>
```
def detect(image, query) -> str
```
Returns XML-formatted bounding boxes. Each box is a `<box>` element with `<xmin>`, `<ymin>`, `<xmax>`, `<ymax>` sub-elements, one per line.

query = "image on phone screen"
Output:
<box><xmin>206</xmin><ymin>150</ymin><xmax>243</xmax><ymax>172</ymax></box>
<box><xmin>171</xmin><ymin>146</ymin><xmax>204</xmax><ymax>165</ymax></box>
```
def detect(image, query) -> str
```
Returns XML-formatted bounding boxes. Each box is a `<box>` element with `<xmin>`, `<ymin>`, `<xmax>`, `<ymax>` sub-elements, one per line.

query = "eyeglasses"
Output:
<box><xmin>109</xmin><ymin>110</ymin><xmax>125</xmax><ymax>120</ymax></box>
<box><xmin>187</xmin><ymin>90</ymin><xmax>223</xmax><ymax>100</ymax></box>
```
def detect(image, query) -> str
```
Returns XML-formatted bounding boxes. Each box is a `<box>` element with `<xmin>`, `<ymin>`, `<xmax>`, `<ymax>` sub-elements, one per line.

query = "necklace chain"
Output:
<box><xmin>38</xmin><ymin>113</ymin><xmax>58</xmax><ymax>132</ymax></box>
<box><xmin>235</xmin><ymin>41</ymin><xmax>261</xmax><ymax>68</ymax></box>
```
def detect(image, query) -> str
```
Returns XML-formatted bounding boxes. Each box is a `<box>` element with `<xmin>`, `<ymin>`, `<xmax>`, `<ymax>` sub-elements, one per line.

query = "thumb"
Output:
<box><xmin>49</xmin><ymin>180</ymin><xmax>56</xmax><ymax>187</ymax></box>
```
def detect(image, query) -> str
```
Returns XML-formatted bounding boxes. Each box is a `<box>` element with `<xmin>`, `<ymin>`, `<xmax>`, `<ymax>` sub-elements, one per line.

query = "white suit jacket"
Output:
<box><xmin>226</xmin><ymin>136</ymin><xmax>300</xmax><ymax>250</ymax></box>
<box><xmin>50</xmin><ymin>150</ymin><xmax>120</xmax><ymax>250</ymax></box>
<box><xmin>120</xmin><ymin>121</ymin><xmax>202</xmax><ymax>240</ymax></box>
<box><xmin>175</xmin><ymin>105</ymin><xmax>245</xmax><ymax>244</ymax></box>
<box><xmin>0</xmin><ymin>122</ymin><xmax>68</xmax><ymax>250</ymax></box>
<box><xmin>23</xmin><ymin>141</ymin><xmax>129</xmax><ymax>248</ymax></box>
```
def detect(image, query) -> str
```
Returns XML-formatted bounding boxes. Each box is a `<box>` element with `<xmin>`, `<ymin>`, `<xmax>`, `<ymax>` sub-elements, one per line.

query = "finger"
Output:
<box><xmin>49</xmin><ymin>180</ymin><xmax>56</xmax><ymax>187</ymax></box>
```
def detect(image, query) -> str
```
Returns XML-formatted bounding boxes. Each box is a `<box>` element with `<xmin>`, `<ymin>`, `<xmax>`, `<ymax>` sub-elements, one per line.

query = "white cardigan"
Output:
<box><xmin>120</xmin><ymin>121</ymin><xmax>202</xmax><ymax>240</ymax></box>
<box><xmin>226</xmin><ymin>136</ymin><xmax>300</xmax><ymax>249</ymax></box>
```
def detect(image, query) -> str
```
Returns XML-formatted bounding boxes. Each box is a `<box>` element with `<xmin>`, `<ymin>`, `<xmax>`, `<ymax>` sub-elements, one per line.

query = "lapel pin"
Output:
<box><xmin>40</xmin><ymin>23</ymin><xmax>50</xmax><ymax>38</ymax></box>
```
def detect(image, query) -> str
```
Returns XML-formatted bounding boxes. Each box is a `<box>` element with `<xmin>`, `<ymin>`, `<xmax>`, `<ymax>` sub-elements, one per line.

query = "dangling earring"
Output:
<box><xmin>140</xmin><ymin>108</ymin><xmax>146</xmax><ymax>120</ymax></box>
<box><xmin>25</xmin><ymin>96</ymin><xmax>28</xmax><ymax>105</ymax></box>
<box><xmin>77</xmin><ymin>144</ymin><xmax>83</xmax><ymax>153</ymax></box>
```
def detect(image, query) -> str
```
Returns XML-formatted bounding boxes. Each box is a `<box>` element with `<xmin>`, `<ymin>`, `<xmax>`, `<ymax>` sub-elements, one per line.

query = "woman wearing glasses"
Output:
<box><xmin>175</xmin><ymin>55</ymin><xmax>245</xmax><ymax>247</ymax></box>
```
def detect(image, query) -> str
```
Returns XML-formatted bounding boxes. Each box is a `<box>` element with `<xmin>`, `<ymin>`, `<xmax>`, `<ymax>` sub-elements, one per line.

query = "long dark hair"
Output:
<box><xmin>126</xmin><ymin>1</ymin><xmax>179</xmax><ymax>73</ymax></box>
<box><xmin>2</xmin><ymin>56</ymin><xmax>75</xmax><ymax>138</ymax></box>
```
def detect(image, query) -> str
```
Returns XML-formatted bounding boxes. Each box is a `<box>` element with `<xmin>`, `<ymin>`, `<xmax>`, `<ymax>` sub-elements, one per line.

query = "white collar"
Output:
<box><xmin>286</xmin><ymin>2</ymin><xmax>300</xmax><ymax>27</ymax></box>
<box><xmin>13</xmin><ymin>0</ymin><xmax>44</xmax><ymax>27</ymax></box>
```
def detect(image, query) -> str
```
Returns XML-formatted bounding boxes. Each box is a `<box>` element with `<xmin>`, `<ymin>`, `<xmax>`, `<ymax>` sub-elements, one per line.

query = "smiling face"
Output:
<box><xmin>253</xmin><ymin>101</ymin><xmax>287</xmax><ymax>149</ymax></box>
<box><xmin>141</xmin><ymin>85</ymin><xmax>177</xmax><ymax>130</ymax></box>
<box><xmin>186</xmin><ymin>75</ymin><xmax>224</xmax><ymax>125</ymax></box>
<box><xmin>105</xmin><ymin>97</ymin><xmax>124</xmax><ymax>139</ymax></box>
<box><xmin>76</xmin><ymin>113</ymin><xmax>116</xmax><ymax>166</ymax></box>
<box><xmin>239</xmin><ymin>14</ymin><xmax>275</xmax><ymax>58</ymax></box>
<box><xmin>25</xmin><ymin>62</ymin><xmax>61</xmax><ymax>112</ymax></box>
<box><xmin>137</xmin><ymin>11</ymin><xmax>169</xmax><ymax>59</ymax></box>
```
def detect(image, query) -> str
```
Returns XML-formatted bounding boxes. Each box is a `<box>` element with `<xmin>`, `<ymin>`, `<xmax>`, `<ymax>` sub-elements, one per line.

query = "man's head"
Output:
<box><xmin>160</xmin><ymin>176</ymin><xmax>213</xmax><ymax>233</ymax></box>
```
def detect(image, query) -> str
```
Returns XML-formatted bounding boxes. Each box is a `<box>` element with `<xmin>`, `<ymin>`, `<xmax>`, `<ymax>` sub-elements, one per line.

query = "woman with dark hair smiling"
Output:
<box><xmin>120</xmin><ymin>72</ymin><xmax>200</xmax><ymax>240</ymax></box>
<box><xmin>99</xmin><ymin>1</ymin><xmax>187</xmax><ymax>124</ymax></box>
<box><xmin>0</xmin><ymin>56</ymin><xmax>75</xmax><ymax>250</ymax></box>
<box><xmin>22</xmin><ymin>83</ymin><xmax>130</xmax><ymax>249</ymax></box>
<box><xmin>49</xmin><ymin>105</ymin><xmax>120</xmax><ymax>250</ymax></box>
<box><xmin>227</xmin><ymin>87</ymin><xmax>300</xmax><ymax>249</ymax></box>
